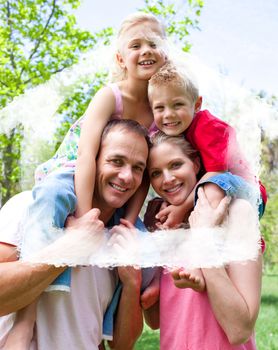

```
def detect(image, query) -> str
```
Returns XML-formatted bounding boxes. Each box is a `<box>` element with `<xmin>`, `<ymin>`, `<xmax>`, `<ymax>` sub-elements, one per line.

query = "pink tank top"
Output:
<box><xmin>160</xmin><ymin>271</ymin><xmax>257</xmax><ymax>350</ymax></box>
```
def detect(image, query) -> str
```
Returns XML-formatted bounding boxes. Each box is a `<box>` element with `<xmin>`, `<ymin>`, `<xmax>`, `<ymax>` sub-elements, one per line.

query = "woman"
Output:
<box><xmin>144</xmin><ymin>131</ymin><xmax>262</xmax><ymax>350</ymax></box>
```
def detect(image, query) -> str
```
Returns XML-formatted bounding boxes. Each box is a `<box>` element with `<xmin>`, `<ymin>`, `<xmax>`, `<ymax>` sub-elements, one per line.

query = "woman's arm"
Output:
<box><xmin>202</xmin><ymin>198</ymin><xmax>262</xmax><ymax>345</ymax></box>
<box><xmin>74</xmin><ymin>86</ymin><xmax>116</xmax><ymax>217</ymax></box>
<box><xmin>189</xmin><ymin>188</ymin><xmax>262</xmax><ymax>345</ymax></box>
<box><xmin>203</xmin><ymin>255</ymin><xmax>262</xmax><ymax>345</ymax></box>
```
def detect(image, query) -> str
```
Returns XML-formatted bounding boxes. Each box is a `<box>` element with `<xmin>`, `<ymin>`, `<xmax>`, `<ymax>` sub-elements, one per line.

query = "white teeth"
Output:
<box><xmin>139</xmin><ymin>60</ymin><xmax>154</xmax><ymax>65</ymax></box>
<box><xmin>110</xmin><ymin>183</ymin><xmax>127</xmax><ymax>192</ymax></box>
<box><xmin>164</xmin><ymin>122</ymin><xmax>179</xmax><ymax>127</ymax></box>
<box><xmin>165</xmin><ymin>184</ymin><xmax>181</xmax><ymax>193</ymax></box>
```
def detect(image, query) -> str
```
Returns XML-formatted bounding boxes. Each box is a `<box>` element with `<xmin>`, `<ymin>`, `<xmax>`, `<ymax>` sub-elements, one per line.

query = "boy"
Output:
<box><xmin>147</xmin><ymin>62</ymin><xmax>266</xmax><ymax>290</ymax></box>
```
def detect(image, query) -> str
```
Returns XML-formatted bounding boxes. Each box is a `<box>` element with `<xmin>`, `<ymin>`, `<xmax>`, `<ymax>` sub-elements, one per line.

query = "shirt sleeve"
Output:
<box><xmin>193</xmin><ymin>116</ymin><xmax>234</xmax><ymax>172</ymax></box>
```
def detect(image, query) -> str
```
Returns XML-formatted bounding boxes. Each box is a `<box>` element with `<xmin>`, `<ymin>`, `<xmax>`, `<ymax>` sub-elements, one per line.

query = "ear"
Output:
<box><xmin>194</xmin><ymin>96</ymin><xmax>202</xmax><ymax>113</ymax></box>
<box><xmin>116</xmin><ymin>51</ymin><xmax>125</xmax><ymax>68</ymax></box>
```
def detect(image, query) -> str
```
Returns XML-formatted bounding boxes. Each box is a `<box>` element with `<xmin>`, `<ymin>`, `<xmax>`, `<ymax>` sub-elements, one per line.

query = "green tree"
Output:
<box><xmin>0</xmin><ymin>0</ymin><xmax>98</xmax><ymax>204</ymax></box>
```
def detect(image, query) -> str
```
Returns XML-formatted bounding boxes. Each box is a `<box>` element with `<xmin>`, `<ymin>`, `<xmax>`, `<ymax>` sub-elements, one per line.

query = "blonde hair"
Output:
<box><xmin>148</xmin><ymin>61</ymin><xmax>199</xmax><ymax>104</ymax></box>
<box><xmin>109</xmin><ymin>12</ymin><xmax>167</xmax><ymax>82</ymax></box>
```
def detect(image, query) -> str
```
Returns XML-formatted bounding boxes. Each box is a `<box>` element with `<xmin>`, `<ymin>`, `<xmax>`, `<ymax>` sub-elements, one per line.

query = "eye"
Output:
<box><xmin>174</xmin><ymin>102</ymin><xmax>184</xmax><ymax>108</ymax></box>
<box><xmin>111</xmin><ymin>158</ymin><xmax>122</xmax><ymax>166</ymax></box>
<box><xmin>150</xmin><ymin>170</ymin><xmax>161</xmax><ymax>178</ymax></box>
<box><xmin>133</xmin><ymin>165</ymin><xmax>144</xmax><ymax>173</ymax></box>
<box><xmin>171</xmin><ymin>161</ymin><xmax>183</xmax><ymax>169</ymax></box>
<box><xmin>131</xmin><ymin>43</ymin><xmax>140</xmax><ymax>49</ymax></box>
<box><xmin>153</xmin><ymin>105</ymin><xmax>164</xmax><ymax>112</ymax></box>
<box><xmin>150</xmin><ymin>42</ymin><xmax>157</xmax><ymax>48</ymax></box>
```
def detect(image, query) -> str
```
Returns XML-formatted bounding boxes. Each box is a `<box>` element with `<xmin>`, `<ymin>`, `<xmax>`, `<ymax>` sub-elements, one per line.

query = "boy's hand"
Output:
<box><xmin>156</xmin><ymin>204</ymin><xmax>188</xmax><ymax>229</ymax></box>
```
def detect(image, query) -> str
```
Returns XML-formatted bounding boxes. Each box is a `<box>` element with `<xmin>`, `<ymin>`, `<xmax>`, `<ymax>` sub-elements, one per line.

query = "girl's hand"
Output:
<box><xmin>189</xmin><ymin>187</ymin><xmax>230</xmax><ymax>228</ymax></box>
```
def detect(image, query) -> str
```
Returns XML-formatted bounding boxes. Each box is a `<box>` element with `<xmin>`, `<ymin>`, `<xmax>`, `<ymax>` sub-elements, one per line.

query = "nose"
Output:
<box><xmin>141</xmin><ymin>43</ymin><xmax>152</xmax><ymax>55</ymax></box>
<box><xmin>163</xmin><ymin>170</ymin><xmax>174</xmax><ymax>184</ymax></box>
<box><xmin>164</xmin><ymin>107</ymin><xmax>174</xmax><ymax>119</ymax></box>
<box><xmin>118</xmin><ymin>165</ymin><xmax>133</xmax><ymax>184</ymax></box>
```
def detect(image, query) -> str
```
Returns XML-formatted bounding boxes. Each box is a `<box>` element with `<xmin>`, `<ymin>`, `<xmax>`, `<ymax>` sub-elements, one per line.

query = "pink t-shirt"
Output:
<box><xmin>160</xmin><ymin>271</ymin><xmax>257</xmax><ymax>350</ymax></box>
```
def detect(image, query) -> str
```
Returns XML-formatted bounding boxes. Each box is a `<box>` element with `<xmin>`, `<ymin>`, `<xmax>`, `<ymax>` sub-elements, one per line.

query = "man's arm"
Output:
<box><xmin>0</xmin><ymin>243</ymin><xmax>65</xmax><ymax>316</ymax></box>
<box><xmin>108</xmin><ymin>267</ymin><xmax>143</xmax><ymax>350</ymax></box>
<box><xmin>0</xmin><ymin>208</ymin><xmax>104</xmax><ymax>316</ymax></box>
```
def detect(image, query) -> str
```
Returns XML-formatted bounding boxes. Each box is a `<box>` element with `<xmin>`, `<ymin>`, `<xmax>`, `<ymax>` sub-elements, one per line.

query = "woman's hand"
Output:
<box><xmin>189</xmin><ymin>187</ymin><xmax>230</xmax><ymax>228</ymax></box>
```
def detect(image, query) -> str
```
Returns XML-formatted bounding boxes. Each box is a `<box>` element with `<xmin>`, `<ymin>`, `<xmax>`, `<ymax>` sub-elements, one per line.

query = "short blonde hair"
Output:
<box><xmin>148</xmin><ymin>61</ymin><xmax>199</xmax><ymax>104</ymax></box>
<box><xmin>110</xmin><ymin>12</ymin><xmax>166</xmax><ymax>82</ymax></box>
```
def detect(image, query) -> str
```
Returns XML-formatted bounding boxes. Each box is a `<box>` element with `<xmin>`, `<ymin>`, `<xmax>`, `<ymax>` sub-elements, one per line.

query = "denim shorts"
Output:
<box><xmin>195</xmin><ymin>172</ymin><xmax>264</xmax><ymax>219</ymax></box>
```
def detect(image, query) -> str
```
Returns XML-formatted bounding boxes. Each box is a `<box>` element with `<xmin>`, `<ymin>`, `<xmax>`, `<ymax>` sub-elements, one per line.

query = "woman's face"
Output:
<box><xmin>148</xmin><ymin>142</ymin><xmax>200</xmax><ymax>206</ymax></box>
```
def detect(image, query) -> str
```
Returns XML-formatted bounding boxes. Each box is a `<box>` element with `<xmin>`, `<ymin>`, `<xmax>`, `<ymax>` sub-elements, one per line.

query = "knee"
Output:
<box><xmin>202</xmin><ymin>183</ymin><xmax>225</xmax><ymax>208</ymax></box>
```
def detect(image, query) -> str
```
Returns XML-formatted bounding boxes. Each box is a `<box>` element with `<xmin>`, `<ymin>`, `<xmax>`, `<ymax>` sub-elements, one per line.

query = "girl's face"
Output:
<box><xmin>117</xmin><ymin>21</ymin><xmax>167</xmax><ymax>80</ymax></box>
<box><xmin>148</xmin><ymin>142</ymin><xmax>200</xmax><ymax>206</ymax></box>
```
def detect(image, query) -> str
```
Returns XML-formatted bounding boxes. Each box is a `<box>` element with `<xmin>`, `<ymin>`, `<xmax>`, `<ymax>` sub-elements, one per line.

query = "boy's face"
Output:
<box><xmin>151</xmin><ymin>83</ymin><xmax>200</xmax><ymax>136</ymax></box>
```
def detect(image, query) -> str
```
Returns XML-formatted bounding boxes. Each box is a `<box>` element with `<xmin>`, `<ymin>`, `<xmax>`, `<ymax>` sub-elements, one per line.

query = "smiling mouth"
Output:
<box><xmin>164</xmin><ymin>184</ymin><xmax>182</xmax><ymax>193</ymax></box>
<box><xmin>110</xmin><ymin>183</ymin><xmax>128</xmax><ymax>192</ymax></box>
<box><xmin>163</xmin><ymin>121</ymin><xmax>180</xmax><ymax>127</ymax></box>
<box><xmin>139</xmin><ymin>60</ymin><xmax>155</xmax><ymax>66</ymax></box>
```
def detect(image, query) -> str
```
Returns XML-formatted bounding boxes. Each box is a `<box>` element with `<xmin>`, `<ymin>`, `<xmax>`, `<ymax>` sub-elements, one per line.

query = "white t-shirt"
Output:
<box><xmin>0</xmin><ymin>192</ymin><xmax>117</xmax><ymax>350</ymax></box>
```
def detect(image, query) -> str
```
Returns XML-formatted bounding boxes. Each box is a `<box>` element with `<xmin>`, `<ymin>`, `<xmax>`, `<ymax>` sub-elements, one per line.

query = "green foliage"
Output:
<box><xmin>260</xmin><ymin>136</ymin><xmax>278</xmax><ymax>270</ymax></box>
<box><xmin>0</xmin><ymin>0</ymin><xmax>97</xmax><ymax>204</ymax></box>
<box><xmin>141</xmin><ymin>0</ymin><xmax>203</xmax><ymax>52</ymax></box>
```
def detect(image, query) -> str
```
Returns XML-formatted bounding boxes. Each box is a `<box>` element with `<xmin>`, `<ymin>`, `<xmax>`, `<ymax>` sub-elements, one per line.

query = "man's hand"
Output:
<box><xmin>66</xmin><ymin>208</ymin><xmax>104</xmax><ymax>233</ymax></box>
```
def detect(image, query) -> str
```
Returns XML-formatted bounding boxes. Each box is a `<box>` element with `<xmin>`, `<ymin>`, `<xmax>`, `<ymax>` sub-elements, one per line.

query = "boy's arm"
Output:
<box><xmin>156</xmin><ymin>171</ymin><xmax>224</xmax><ymax>228</ymax></box>
<box><xmin>124</xmin><ymin>172</ymin><xmax>149</xmax><ymax>224</ymax></box>
<box><xmin>74</xmin><ymin>87</ymin><xmax>116</xmax><ymax>217</ymax></box>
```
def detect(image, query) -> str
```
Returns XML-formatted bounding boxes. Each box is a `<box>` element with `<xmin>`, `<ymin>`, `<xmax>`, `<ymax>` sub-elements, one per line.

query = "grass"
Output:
<box><xmin>135</xmin><ymin>274</ymin><xmax>278</xmax><ymax>350</ymax></box>
<box><xmin>256</xmin><ymin>274</ymin><xmax>278</xmax><ymax>350</ymax></box>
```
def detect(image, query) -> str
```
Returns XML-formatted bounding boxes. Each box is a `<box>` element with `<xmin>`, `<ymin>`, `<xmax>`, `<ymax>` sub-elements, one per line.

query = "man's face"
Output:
<box><xmin>94</xmin><ymin>128</ymin><xmax>148</xmax><ymax>212</ymax></box>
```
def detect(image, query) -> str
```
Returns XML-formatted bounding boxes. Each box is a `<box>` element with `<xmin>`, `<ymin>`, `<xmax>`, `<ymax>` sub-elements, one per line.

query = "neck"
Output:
<box><xmin>122</xmin><ymin>78</ymin><xmax>149</xmax><ymax>102</ymax></box>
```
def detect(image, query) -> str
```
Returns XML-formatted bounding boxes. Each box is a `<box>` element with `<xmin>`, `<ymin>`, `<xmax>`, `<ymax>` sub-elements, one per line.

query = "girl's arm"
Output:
<box><xmin>74</xmin><ymin>86</ymin><xmax>116</xmax><ymax>217</ymax></box>
<box><xmin>124</xmin><ymin>172</ymin><xmax>149</xmax><ymax>224</ymax></box>
<box><xmin>156</xmin><ymin>171</ymin><xmax>223</xmax><ymax>228</ymax></box>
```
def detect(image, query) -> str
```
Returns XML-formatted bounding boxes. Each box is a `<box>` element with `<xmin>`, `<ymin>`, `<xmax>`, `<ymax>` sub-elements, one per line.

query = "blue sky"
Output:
<box><xmin>74</xmin><ymin>0</ymin><xmax>277</xmax><ymax>95</ymax></box>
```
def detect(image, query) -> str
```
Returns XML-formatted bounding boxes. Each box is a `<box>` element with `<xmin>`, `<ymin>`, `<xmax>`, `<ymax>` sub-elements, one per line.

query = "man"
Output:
<box><xmin>0</xmin><ymin>119</ymin><xmax>149</xmax><ymax>350</ymax></box>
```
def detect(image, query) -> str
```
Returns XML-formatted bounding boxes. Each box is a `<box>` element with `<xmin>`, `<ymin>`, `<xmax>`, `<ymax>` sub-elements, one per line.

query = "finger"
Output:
<box><xmin>120</xmin><ymin>218</ymin><xmax>135</xmax><ymax>229</ymax></box>
<box><xmin>216</xmin><ymin>196</ymin><xmax>231</xmax><ymax>217</ymax></box>
<box><xmin>86</xmin><ymin>208</ymin><xmax>101</xmax><ymax>220</ymax></box>
<box><xmin>160</xmin><ymin>201</ymin><xmax>168</xmax><ymax>211</ymax></box>
<box><xmin>155</xmin><ymin>207</ymin><xmax>170</xmax><ymax>219</ymax></box>
<box><xmin>196</xmin><ymin>187</ymin><xmax>209</xmax><ymax>206</ymax></box>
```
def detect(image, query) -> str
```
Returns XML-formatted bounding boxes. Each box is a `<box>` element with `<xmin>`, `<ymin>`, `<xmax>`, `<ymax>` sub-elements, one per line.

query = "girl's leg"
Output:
<box><xmin>3</xmin><ymin>301</ymin><xmax>37</xmax><ymax>350</ymax></box>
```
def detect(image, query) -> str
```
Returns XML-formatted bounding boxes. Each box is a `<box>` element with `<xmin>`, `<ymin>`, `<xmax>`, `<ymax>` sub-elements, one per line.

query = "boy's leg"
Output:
<box><xmin>21</xmin><ymin>170</ymin><xmax>76</xmax><ymax>291</ymax></box>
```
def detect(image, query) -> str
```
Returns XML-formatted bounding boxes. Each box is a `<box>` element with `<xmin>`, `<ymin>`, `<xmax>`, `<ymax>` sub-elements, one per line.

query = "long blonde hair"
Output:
<box><xmin>109</xmin><ymin>12</ymin><xmax>167</xmax><ymax>82</ymax></box>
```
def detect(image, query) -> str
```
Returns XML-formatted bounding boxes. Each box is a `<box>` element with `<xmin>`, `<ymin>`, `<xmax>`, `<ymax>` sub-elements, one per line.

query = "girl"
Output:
<box><xmin>144</xmin><ymin>132</ymin><xmax>262</xmax><ymax>350</ymax></box>
<box><xmin>3</xmin><ymin>12</ymin><xmax>168</xmax><ymax>350</ymax></box>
